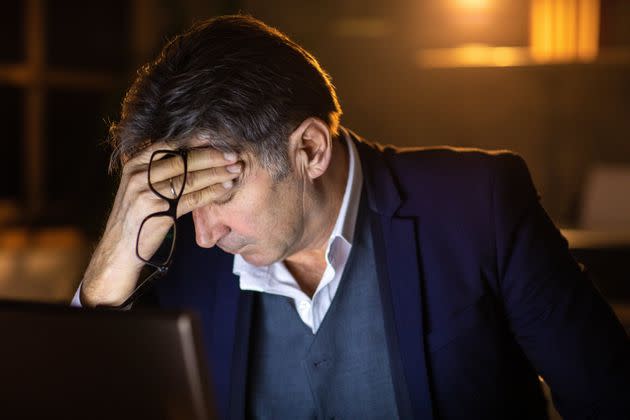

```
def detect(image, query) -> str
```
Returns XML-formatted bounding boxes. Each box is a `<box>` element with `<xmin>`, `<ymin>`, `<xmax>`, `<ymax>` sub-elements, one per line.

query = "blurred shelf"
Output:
<box><xmin>415</xmin><ymin>46</ymin><xmax>630</xmax><ymax>69</ymax></box>
<box><xmin>0</xmin><ymin>226</ymin><xmax>88</xmax><ymax>303</ymax></box>
<box><xmin>0</xmin><ymin>200</ymin><xmax>20</xmax><ymax>225</ymax></box>
<box><xmin>0</xmin><ymin>64</ymin><xmax>116</xmax><ymax>89</ymax></box>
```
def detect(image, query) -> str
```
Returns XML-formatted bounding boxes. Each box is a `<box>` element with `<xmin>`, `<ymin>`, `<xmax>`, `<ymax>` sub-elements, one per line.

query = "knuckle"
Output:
<box><xmin>184</xmin><ymin>192</ymin><xmax>201</xmax><ymax>208</ymax></box>
<box><xmin>138</xmin><ymin>189</ymin><xmax>155</xmax><ymax>203</ymax></box>
<box><xmin>122</xmin><ymin>154</ymin><xmax>139</xmax><ymax>170</ymax></box>
<box><xmin>184</xmin><ymin>171</ymin><xmax>195</xmax><ymax>189</ymax></box>
<box><xmin>168</xmin><ymin>156</ymin><xmax>183</xmax><ymax>172</ymax></box>
<box><xmin>145</xmin><ymin>195</ymin><xmax>168</xmax><ymax>212</ymax></box>
<box><xmin>128</xmin><ymin>171</ymin><xmax>147</xmax><ymax>189</ymax></box>
<box><xmin>121</xmin><ymin>164</ymin><xmax>132</xmax><ymax>176</ymax></box>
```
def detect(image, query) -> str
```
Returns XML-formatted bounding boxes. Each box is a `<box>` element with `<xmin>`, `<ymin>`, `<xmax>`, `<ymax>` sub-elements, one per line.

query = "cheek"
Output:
<box><xmin>220</xmin><ymin>206</ymin><xmax>258</xmax><ymax>237</ymax></box>
<box><xmin>266</xmin><ymin>184</ymin><xmax>304</xmax><ymax>239</ymax></box>
<box><xmin>228</xmin><ymin>170</ymin><xmax>302</xmax><ymax>241</ymax></box>
<box><xmin>225</xmin><ymin>190</ymin><xmax>276</xmax><ymax>237</ymax></box>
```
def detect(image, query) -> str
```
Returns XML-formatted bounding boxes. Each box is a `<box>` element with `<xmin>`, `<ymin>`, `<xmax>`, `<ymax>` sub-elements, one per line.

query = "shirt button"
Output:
<box><xmin>298</xmin><ymin>301</ymin><xmax>310</xmax><ymax>312</ymax></box>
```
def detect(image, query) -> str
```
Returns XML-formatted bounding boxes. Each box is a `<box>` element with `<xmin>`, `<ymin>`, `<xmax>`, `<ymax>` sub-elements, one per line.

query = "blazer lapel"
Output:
<box><xmin>353</xmin><ymin>131</ymin><xmax>435</xmax><ymax>419</ymax></box>
<box><xmin>208</xmin><ymin>269</ymin><xmax>253</xmax><ymax>420</ymax></box>
<box><xmin>227</xmin><ymin>288</ymin><xmax>254</xmax><ymax>420</ymax></box>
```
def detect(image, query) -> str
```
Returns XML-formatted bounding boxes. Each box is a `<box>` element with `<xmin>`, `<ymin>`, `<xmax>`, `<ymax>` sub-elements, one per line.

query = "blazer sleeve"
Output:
<box><xmin>491</xmin><ymin>153</ymin><xmax>630</xmax><ymax>419</ymax></box>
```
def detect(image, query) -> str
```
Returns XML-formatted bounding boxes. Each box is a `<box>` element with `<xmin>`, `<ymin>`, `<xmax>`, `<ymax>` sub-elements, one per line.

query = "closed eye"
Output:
<box><xmin>214</xmin><ymin>170</ymin><xmax>243</xmax><ymax>206</ymax></box>
<box><xmin>214</xmin><ymin>191</ymin><xmax>236</xmax><ymax>206</ymax></box>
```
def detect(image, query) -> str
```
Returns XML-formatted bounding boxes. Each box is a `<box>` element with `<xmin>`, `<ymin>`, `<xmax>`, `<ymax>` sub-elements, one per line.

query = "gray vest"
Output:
<box><xmin>246</xmin><ymin>197</ymin><xmax>399</xmax><ymax>419</ymax></box>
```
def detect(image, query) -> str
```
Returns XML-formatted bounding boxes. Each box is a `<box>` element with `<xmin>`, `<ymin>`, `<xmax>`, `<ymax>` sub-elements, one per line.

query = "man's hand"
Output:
<box><xmin>79</xmin><ymin>141</ymin><xmax>241</xmax><ymax>307</ymax></box>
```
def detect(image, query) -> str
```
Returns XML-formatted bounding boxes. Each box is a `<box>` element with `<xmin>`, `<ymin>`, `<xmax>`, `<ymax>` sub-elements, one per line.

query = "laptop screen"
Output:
<box><xmin>0</xmin><ymin>301</ymin><xmax>216</xmax><ymax>420</ymax></box>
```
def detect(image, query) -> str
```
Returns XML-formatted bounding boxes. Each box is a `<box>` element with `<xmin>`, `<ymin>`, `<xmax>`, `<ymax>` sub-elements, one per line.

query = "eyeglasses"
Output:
<box><xmin>113</xmin><ymin>149</ymin><xmax>188</xmax><ymax>309</ymax></box>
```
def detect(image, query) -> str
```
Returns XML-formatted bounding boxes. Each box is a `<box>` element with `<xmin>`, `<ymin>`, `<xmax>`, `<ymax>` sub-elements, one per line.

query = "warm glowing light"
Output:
<box><xmin>577</xmin><ymin>0</ymin><xmax>600</xmax><ymax>60</ymax></box>
<box><xmin>415</xmin><ymin>0</ymin><xmax>601</xmax><ymax>68</ymax></box>
<box><xmin>491</xmin><ymin>47</ymin><xmax>523</xmax><ymax>67</ymax></box>
<box><xmin>453</xmin><ymin>0</ymin><xmax>491</xmax><ymax>11</ymax></box>
<box><xmin>416</xmin><ymin>44</ymin><xmax>529</xmax><ymax>68</ymax></box>
<box><xmin>530</xmin><ymin>0</ymin><xmax>600</xmax><ymax>63</ymax></box>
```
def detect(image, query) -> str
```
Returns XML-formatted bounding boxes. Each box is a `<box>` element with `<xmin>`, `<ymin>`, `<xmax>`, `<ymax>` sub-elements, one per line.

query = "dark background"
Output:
<box><xmin>0</xmin><ymin>0</ymin><xmax>628</xmax><ymax>309</ymax></box>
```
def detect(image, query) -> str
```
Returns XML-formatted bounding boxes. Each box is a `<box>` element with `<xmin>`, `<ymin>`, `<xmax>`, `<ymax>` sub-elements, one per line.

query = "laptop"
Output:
<box><xmin>0</xmin><ymin>300</ymin><xmax>216</xmax><ymax>420</ymax></box>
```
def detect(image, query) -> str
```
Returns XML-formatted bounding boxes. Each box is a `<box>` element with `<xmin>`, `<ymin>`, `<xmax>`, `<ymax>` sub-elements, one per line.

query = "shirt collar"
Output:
<box><xmin>324</xmin><ymin>128</ymin><xmax>363</xmax><ymax>265</ymax></box>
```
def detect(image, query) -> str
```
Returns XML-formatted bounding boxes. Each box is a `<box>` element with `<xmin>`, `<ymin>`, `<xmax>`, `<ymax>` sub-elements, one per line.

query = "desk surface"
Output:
<box><xmin>611</xmin><ymin>303</ymin><xmax>630</xmax><ymax>327</ymax></box>
<box><xmin>561</xmin><ymin>229</ymin><xmax>630</xmax><ymax>249</ymax></box>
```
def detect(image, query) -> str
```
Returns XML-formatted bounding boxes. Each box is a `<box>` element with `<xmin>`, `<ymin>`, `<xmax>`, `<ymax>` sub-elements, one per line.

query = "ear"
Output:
<box><xmin>288</xmin><ymin>117</ymin><xmax>332</xmax><ymax>181</ymax></box>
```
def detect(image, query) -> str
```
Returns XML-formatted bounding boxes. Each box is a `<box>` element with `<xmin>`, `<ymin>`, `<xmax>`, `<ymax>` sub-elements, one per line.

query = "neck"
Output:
<box><xmin>284</xmin><ymin>134</ymin><xmax>349</xmax><ymax>295</ymax></box>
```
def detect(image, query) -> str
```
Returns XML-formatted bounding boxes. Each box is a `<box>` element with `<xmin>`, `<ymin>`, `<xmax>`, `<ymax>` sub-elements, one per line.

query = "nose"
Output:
<box><xmin>191</xmin><ymin>206</ymin><xmax>230</xmax><ymax>248</ymax></box>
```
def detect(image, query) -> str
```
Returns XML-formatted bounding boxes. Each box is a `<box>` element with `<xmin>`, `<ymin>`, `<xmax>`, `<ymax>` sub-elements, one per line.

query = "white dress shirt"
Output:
<box><xmin>233</xmin><ymin>130</ymin><xmax>363</xmax><ymax>333</ymax></box>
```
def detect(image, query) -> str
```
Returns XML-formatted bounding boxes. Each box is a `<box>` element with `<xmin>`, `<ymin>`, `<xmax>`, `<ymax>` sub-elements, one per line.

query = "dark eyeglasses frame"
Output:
<box><xmin>108</xmin><ymin>149</ymin><xmax>188</xmax><ymax>310</ymax></box>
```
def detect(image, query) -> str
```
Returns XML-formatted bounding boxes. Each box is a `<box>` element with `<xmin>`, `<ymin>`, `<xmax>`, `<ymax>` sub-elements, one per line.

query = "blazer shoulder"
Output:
<box><xmin>381</xmin><ymin>145</ymin><xmax>528</xmax><ymax>191</ymax></box>
<box><xmin>385</xmin><ymin>144</ymin><xmax>525</xmax><ymax>176</ymax></box>
<box><xmin>349</xmin><ymin>128</ymin><xmax>527</xmax><ymax>183</ymax></box>
<box><xmin>372</xmin><ymin>144</ymin><xmax>538</xmax><ymax>219</ymax></box>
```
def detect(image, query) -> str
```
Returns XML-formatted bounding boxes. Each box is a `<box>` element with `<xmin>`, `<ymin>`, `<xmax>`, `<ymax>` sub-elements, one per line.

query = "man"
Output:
<box><xmin>74</xmin><ymin>15</ymin><xmax>630</xmax><ymax>419</ymax></box>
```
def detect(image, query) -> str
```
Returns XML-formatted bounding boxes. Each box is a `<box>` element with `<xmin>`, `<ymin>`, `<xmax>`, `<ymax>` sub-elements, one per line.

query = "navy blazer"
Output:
<box><xmin>149</xmin><ymin>130</ymin><xmax>630</xmax><ymax>419</ymax></box>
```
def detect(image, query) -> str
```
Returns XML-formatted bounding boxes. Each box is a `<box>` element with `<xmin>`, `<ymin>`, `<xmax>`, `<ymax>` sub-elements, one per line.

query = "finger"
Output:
<box><xmin>147</xmin><ymin>148</ymin><xmax>237</xmax><ymax>185</ymax></box>
<box><xmin>176</xmin><ymin>181</ymin><xmax>236</xmax><ymax>217</ymax></box>
<box><xmin>151</xmin><ymin>162</ymin><xmax>242</xmax><ymax>198</ymax></box>
<box><xmin>124</xmin><ymin>140</ymin><xmax>178</xmax><ymax>167</ymax></box>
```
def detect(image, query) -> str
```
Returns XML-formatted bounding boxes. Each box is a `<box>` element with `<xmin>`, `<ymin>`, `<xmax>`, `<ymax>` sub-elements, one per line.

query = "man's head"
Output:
<box><xmin>110</xmin><ymin>14</ymin><xmax>342</xmax><ymax>179</ymax></box>
<box><xmin>110</xmin><ymin>15</ymin><xmax>346</xmax><ymax>265</ymax></box>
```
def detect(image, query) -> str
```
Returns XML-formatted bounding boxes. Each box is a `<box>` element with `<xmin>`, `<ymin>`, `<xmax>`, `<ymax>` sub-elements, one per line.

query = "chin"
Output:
<box><xmin>239</xmin><ymin>249</ymin><xmax>280</xmax><ymax>267</ymax></box>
